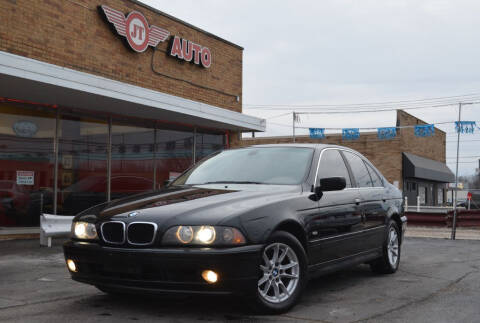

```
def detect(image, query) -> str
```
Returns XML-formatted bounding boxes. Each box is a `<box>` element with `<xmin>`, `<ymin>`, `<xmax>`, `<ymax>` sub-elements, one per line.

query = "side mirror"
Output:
<box><xmin>310</xmin><ymin>177</ymin><xmax>346</xmax><ymax>201</ymax></box>
<box><xmin>319</xmin><ymin>177</ymin><xmax>346</xmax><ymax>192</ymax></box>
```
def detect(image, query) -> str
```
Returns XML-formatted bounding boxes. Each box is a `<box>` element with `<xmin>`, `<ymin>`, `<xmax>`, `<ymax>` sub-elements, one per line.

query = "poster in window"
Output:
<box><xmin>62</xmin><ymin>171</ymin><xmax>73</xmax><ymax>187</ymax></box>
<box><xmin>62</xmin><ymin>155</ymin><xmax>73</xmax><ymax>170</ymax></box>
<box><xmin>17</xmin><ymin>171</ymin><xmax>34</xmax><ymax>185</ymax></box>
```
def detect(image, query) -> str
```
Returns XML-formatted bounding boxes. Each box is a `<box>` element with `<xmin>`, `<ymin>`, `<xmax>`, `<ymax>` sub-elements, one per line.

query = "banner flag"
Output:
<box><xmin>342</xmin><ymin>128</ymin><xmax>360</xmax><ymax>140</ymax></box>
<box><xmin>455</xmin><ymin>121</ymin><xmax>476</xmax><ymax>134</ymax></box>
<box><xmin>377</xmin><ymin>127</ymin><xmax>397</xmax><ymax>140</ymax></box>
<box><xmin>414</xmin><ymin>124</ymin><xmax>434</xmax><ymax>137</ymax></box>
<box><xmin>309</xmin><ymin>128</ymin><xmax>325</xmax><ymax>139</ymax></box>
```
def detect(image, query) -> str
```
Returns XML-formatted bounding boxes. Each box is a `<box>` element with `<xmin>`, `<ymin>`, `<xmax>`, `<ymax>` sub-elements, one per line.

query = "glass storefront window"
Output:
<box><xmin>419</xmin><ymin>185</ymin><xmax>426</xmax><ymax>205</ymax></box>
<box><xmin>0</xmin><ymin>103</ymin><xmax>229</xmax><ymax>223</ymax></box>
<box><xmin>156</xmin><ymin>129</ymin><xmax>194</xmax><ymax>186</ymax></box>
<box><xmin>0</xmin><ymin>103</ymin><xmax>56</xmax><ymax>226</ymax></box>
<box><xmin>195</xmin><ymin>132</ymin><xmax>226</xmax><ymax>162</ymax></box>
<box><xmin>438</xmin><ymin>188</ymin><xmax>444</xmax><ymax>206</ymax></box>
<box><xmin>111</xmin><ymin>122</ymin><xmax>155</xmax><ymax>198</ymax></box>
<box><xmin>57</xmin><ymin>113</ymin><xmax>108</xmax><ymax>215</ymax></box>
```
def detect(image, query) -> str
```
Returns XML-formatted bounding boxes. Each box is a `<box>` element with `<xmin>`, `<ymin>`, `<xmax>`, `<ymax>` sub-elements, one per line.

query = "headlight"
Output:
<box><xmin>163</xmin><ymin>225</ymin><xmax>246</xmax><ymax>246</ymax></box>
<box><xmin>196</xmin><ymin>226</ymin><xmax>216</xmax><ymax>244</ymax></box>
<box><xmin>71</xmin><ymin>221</ymin><xmax>98</xmax><ymax>240</ymax></box>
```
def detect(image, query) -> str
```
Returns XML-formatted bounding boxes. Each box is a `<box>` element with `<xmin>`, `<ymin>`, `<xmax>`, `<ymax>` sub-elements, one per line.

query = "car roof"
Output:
<box><xmin>248</xmin><ymin>143</ymin><xmax>346</xmax><ymax>150</ymax></box>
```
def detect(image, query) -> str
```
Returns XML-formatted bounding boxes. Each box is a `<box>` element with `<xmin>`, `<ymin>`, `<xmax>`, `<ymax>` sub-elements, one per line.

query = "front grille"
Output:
<box><xmin>127</xmin><ymin>222</ymin><xmax>157</xmax><ymax>245</ymax></box>
<box><xmin>101</xmin><ymin>221</ymin><xmax>125</xmax><ymax>244</ymax></box>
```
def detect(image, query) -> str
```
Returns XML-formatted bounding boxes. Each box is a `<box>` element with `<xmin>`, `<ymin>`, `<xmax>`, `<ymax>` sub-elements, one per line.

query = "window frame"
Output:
<box><xmin>363</xmin><ymin>160</ymin><xmax>385</xmax><ymax>188</ymax></box>
<box><xmin>337</xmin><ymin>150</ymin><xmax>382</xmax><ymax>189</ymax></box>
<box><xmin>314</xmin><ymin>148</ymin><xmax>354</xmax><ymax>188</ymax></box>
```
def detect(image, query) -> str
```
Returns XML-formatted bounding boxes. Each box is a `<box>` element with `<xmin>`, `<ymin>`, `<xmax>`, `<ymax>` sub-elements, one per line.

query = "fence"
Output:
<box><xmin>406</xmin><ymin>209</ymin><xmax>480</xmax><ymax>227</ymax></box>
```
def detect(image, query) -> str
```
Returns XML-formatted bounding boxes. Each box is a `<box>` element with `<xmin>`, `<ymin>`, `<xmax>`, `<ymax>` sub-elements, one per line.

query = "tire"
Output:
<box><xmin>249</xmin><ymin>231</ymin><xmax>308</xmax><ymax>314</ymax></box>
<box><xmin>370</xmin><ymin>220</ymin><xmax>401</xmax><ymax>274</ymax></box>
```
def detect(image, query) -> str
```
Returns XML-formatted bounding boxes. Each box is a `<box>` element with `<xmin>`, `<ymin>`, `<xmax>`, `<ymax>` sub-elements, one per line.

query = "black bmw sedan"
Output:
<box><xmin>64</xmin><ymin>144</ymin><xmax>406</xmax><ymax>313</ymax></box>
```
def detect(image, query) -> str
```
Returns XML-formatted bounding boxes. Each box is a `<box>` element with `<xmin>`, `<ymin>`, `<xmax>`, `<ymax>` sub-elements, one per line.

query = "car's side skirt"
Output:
<box><xmin>307</xmin><ymin>247</ymin><xmax>382</xmax><ymax>278</ymax></box>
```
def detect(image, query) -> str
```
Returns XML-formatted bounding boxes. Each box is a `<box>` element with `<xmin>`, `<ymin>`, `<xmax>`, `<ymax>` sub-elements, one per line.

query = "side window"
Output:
<box><xmin>365</xmin><ymin>162</ymin><xmax>383</xmax><ymax>187</ymax></box>
<box><xmin>343</xmin><ymin>152</ymin><xmax>373</xmax><ymax>188</ymax></box>
<box><xmin>317</xmin><ymin>149</ymin><xmax>352</xmax><ymax>188</ymax></box>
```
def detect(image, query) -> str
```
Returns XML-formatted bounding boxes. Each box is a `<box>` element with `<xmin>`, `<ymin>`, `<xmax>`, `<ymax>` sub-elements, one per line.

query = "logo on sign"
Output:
<box><xmin>101</xmin><ymin>5</ymin><xmax>170</xmax><ymax>53</ymax></box>
<box><xmin>13</xmin><ymin>121</ymin><xmax>38</xmax><ymax>138</ymax></box>
<box><xmin>100</xmin><ymin>5</ymin><xmax>212</xmax><ymax>68</ymax></box>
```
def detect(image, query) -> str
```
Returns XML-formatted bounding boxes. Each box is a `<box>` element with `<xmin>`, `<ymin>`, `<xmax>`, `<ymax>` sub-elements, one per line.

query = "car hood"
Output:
<box><xmin>76</xmin><ymin>184</ymin><xmax>301</xmax><ymax>228</ymax></box>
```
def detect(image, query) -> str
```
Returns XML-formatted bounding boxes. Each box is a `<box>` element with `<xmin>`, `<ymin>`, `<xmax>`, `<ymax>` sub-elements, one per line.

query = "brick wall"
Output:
<box><xmin>233</xmin><ymin>110</ymin><xmax>447</xmax><ymax>189</ymax></box>
<box><xmin>397</xmin><ymin>110</ymin><xmax>446</xmax><ymax>163</ymax></box>
<box><xmin>0</xmin><ymin>0</ymin><xmax>242</xmax><ymax>112</ymax></box>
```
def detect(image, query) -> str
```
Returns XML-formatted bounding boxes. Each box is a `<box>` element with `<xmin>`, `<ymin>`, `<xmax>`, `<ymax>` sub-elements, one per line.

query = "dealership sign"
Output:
<box><xmin>101</xmin><ymin>5</ymin><xmax>212</xmax><ymax>68</ymax></box>
<box><xmin>170</xmin><ymin>36</ymin><xmax>211</xmax><ymax>68</ymax></box>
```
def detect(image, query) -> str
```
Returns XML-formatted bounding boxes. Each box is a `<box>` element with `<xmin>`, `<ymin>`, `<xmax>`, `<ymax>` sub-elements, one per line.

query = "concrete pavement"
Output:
<box><xmin>0</xmin><ymin>237</ymin><xmax>479</xmax><ymax>322</ymax></box>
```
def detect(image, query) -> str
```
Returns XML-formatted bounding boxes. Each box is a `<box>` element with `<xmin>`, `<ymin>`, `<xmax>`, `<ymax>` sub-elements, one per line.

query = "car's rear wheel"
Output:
<box><xmin>250</xmin><ymin>231</ymin><xmax>307</xmax><ymax>314</ymax></box>
<box><xmin>370</xmin><ymin>220</ymin><xmax>401</xmax><ymax>274</ymax></box>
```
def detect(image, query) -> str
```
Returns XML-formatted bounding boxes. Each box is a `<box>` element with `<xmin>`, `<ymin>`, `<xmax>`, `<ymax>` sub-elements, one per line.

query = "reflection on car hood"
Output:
<box><xmin>76</xmin><ymin>184</ymin><xmax>301</xmax><ymax>226</ymax></box>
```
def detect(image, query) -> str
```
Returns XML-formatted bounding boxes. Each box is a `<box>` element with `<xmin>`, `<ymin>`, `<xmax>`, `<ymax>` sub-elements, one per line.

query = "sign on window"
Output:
<box><xmin>17</xmin><ymin>171</ymin><xmax>34</xmax><ymax>185</ymax></box>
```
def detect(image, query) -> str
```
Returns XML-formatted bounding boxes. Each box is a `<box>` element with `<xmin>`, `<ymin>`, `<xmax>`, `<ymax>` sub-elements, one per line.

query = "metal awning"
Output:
<box><xmin>0</xmin><ymin>51</ymin><xmax>265</xmax><ymax>132</ymax></box>
<box><xmin>403</xmin><ymin>152</ymin><xmax>455</xmax><ymax>183</ymax></box>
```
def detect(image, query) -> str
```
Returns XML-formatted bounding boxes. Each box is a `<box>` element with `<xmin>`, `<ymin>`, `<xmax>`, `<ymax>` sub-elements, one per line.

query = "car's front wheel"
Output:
<box><xmin>250</xmin><ymin>231</ymin><xmax>307</xmax><ymax>314</ymax></box>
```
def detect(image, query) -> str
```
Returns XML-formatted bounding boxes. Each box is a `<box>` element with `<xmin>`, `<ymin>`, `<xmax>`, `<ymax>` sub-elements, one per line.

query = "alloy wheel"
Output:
<box><xmin>258</xmin><ymin>242</ymin><xmax>300</xmax><ymax>303</ymax></box>
<box><xmin>387</xmin><ymin>227</ymin><xmax>399</xmax><ymax>267</ymax></box>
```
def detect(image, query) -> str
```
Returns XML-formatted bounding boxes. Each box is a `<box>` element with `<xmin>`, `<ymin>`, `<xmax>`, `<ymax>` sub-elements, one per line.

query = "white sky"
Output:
<box><xmin>141</xmin><ymin>0</ymin><xmax>480</xmax><ymax>176</ymax></box>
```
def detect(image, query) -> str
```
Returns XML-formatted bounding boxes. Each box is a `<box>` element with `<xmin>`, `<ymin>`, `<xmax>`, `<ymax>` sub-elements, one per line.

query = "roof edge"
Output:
<box><xmin>397</xmin><ymin>110</ymin><xmax>446</xmax><ymax>134</ymax></box>
<box><xmin>130</xmin><ymin>0</ymin><xmax>244</xmax><ymax>50</ymax></box>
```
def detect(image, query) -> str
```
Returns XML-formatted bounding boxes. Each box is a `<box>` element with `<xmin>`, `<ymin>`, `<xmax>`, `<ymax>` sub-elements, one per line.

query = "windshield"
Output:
<box><xmin>172</xmin><ymin>147</ymin><xmax>314</xmax><ymax>186</ymax></box>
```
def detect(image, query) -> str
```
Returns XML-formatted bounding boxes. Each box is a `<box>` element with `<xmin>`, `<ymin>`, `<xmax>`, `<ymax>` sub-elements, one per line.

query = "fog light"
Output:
<box><xmin>202</xmin><ymin>270</ymin><xmax>218</xmax><ymax>283</ymax></box>
<box><xmin>66</xmin><ymin>259</ymin><xmax>77</xmax><ymax>272</ymax></box>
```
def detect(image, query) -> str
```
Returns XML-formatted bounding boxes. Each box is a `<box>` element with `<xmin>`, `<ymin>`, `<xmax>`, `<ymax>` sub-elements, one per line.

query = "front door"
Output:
<box><xmin>306</xmin><ymin>149</ymin><xmax>363</xmax><ymax>264</ymax></box>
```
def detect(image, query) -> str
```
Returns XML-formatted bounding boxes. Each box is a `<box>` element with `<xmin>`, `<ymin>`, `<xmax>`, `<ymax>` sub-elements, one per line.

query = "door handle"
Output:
<box><xmin>355</xmin><ymin>198</ymin><xmax>361</xmax><ymax>205</ymax></box>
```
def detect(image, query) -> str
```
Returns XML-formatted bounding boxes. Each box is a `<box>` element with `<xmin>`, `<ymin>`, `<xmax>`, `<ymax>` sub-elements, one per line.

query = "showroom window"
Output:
<box><xmin>57</xmin><ymin>112</ymin><xmax>108</xmax><ymax>215</ymax></box>
<box><xmin>195</xmin><ymin>132</ymin><xmax>226</xmax><ymax>162</ymax></box>
<box><xmin>0</xmin><ymin>102</ymin><xmax>228</xmax><ymax>222</ymax></box>
<box><xmin>156</xmin><ymin>128</ymin><xmax>194</xmax><ymax>187</ymax></box>
<box><xmin>111</xmin><ymin>120</ymin><xmax>156</xmax><ymax>198</ymax></box>
<box><xmin>0</xmin><ymin>103</ymin><xmax>56</xmax><ymax>226</ymax></box>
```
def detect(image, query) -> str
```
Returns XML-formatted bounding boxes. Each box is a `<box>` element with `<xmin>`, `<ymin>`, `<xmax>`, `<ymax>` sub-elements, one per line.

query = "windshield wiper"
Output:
<box><xmin>193</xmin><ymin>181</ymin><xmax>265</xmax><ymax>185</ymax></box>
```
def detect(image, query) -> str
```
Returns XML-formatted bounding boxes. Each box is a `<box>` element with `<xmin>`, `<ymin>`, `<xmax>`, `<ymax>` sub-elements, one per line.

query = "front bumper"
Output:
<box><xmin>63</xmin><ymin>241</ymin><xmax>263</xmax><ymax>295</ymax></box>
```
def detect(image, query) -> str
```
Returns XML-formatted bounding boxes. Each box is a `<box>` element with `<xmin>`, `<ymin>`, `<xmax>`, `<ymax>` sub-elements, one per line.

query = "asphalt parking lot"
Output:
<box><xmin>1</xmin><ymin>236</ymin><xmax>479</xmax><ymax>323</ymax></box>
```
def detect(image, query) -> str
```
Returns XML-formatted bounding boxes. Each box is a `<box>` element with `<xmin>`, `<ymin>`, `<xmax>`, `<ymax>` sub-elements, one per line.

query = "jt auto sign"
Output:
<box><xmin>101</xmin><ymin>5</ymin><xmax>212</xmax><ymax>68</ymax></box>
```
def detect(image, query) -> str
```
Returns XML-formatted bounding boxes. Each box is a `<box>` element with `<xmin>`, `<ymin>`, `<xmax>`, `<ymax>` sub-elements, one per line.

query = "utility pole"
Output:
<box><xmin>292</xmin><ymin>111</ymin><xmax>296</xmax><ymax>143</ymax></box>
<box><xmin>451</xmin><ymin>102</ymin><xmax>462</xmax><ymax>240</ymax></box>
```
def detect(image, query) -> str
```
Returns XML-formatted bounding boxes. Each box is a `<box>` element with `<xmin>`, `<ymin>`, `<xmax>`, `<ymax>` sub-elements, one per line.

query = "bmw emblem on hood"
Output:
<box><xmin>128</xmin><ymin>211</ymin><xmax>139</xmax><ymax>217</ymax></box>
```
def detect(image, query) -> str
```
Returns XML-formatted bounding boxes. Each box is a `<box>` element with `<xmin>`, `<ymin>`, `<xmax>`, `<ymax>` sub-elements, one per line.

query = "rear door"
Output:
<box><xmin>342</xmin><ymin>151</ymin><xmax>386</xmax><ymax>251</ymax></box>
<box><xmin>307</xmin><ymin>149</ymin><xmax>363</xmax><ymax>264</ymax></box>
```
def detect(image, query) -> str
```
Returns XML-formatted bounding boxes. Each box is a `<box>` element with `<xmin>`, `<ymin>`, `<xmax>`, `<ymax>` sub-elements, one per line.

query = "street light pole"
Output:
<box><xmin>451</xmin><ymin>102</ymin><xmax>462</xmax><ymax>240</ymax></box>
